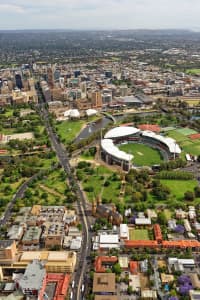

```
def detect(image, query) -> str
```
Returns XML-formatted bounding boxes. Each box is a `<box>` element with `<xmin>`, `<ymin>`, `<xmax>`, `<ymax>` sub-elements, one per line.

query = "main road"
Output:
<box><xmin>38</xmin><ymin>102</ymin><xmax>90</xmax><ymax>300</ymax></box>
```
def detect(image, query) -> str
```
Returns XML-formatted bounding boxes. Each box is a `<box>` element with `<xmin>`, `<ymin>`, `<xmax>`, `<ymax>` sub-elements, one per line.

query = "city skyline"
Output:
<box><xmin>0</xmin><ymin>0</ymin><xmax>200</xmax><ymax>30</ymax></box>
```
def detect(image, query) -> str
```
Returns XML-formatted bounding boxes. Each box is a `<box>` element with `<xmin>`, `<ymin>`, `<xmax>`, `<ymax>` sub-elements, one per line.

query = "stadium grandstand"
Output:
<box><xmin>101</xmin><ymin>126</ymin><xmax>181</xmax><ymax>171</ymax></box>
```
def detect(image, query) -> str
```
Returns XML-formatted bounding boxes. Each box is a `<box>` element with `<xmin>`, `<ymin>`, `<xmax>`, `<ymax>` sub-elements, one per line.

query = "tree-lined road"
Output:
<box><xmin>38</xmin><ymin>102</ymin><xmax>90</xmax><ymax>300</ymax></box>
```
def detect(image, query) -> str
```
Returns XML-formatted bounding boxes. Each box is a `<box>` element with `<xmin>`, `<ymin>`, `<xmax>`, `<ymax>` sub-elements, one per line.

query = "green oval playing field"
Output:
<box><xmin>119</xmin><ymin>143</ymin><xmax>163</xmax><ymax>166</ymax></box>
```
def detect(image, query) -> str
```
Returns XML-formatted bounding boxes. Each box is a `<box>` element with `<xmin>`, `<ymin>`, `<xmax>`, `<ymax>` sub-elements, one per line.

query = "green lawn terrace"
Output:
<box><xmin>55</xmin><ymin>120</ymin><xmax>85</xmax><ymax>144</ymax></box>
<box><xmin>163</xmin><ymin>127</ymin><xmax>200</xmax><ymax>156</ymax></box>
<box><xmin>119</xmin><ymin>143</ymin><xmax>163</xmax><ymax>166</ymax></box>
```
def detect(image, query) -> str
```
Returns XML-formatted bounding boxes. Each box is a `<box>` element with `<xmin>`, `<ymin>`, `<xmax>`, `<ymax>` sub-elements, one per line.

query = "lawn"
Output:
<box><xmin>176</xmin><ymin>128</ymin><xmax>197</xmax><ymax>136</ymax></box>
<box><xmin>56</xmin><ymin>120</ymin><xmax>85</xmax><ymax>144</ymax></box>
<box><xmin>167</xmin><ymin>129</ymin><xmax>200</xmax><ymax>156</ymax></box>
<box><xmin>129</xmin><ymin>228</ymin><xmax>149</xmax><ymax>240</ymax></box>
<box><xmin>78</xmin><ymin>164</ymin><xmax>121</xmax><ymax>203</ymax></box>
<box><xmin>186</xmin><ymin>68</ymin><xmax>200</xmax><ymax>75</ymax></box>
<box><xmin>119</xmin><ymin>143</ymin><xmax>163</xmax><ymax>166</ymax></box>
<box><xmin>160</xmin><ymin>179</ymin><xmax>198</xmax><ymax>200</ymax></box>
<box><xmin>41</xmin><ymin>169</ymin><xmax>67</xmax><ymax>195</ymax></box>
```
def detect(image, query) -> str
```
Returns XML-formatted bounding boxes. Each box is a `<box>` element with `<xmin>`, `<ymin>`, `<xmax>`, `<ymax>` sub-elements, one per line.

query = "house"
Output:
<box><xmin>146</xmin><ymin>209</ymin><xmax>157</xmax><ymax>219</ymax></box>
<box><xmin>168</xmin><ymin>219</ymin><xmax>177</xmax><ymax>231</ymax></box>
<box><xmin>175</xmin><ymin>209</ymin><xmax>187</xmax><ymax>219</ymax></box>
<box><xmin>120</xmin><ymin>224</ymin><xmax>129</xmax><ymax>240</ymax></box>
<box><xmin>190</xmin><ymin>290</ymin><xmax>200</xmax><ymax>300</ymax></box>
<box><xmin>135</xmin><ymin>218</ymin><xmax>151</xmax><ymax>226</ymax></box>
<box><xmin>129</xmin><ymin>274</ymin><xmax>141</xmax><ymax>292</ymax></box>
<box><xmin>141</xmin><ymin>289</ymin><xmax>157</xmax><ymax>299</ymax></box>
<box><xmin>161</xmin><ymin>273</ymin><xmax>174</xmax><ymax>284</ymax></box>
<box><xmin>118</xmin><ymin>256</ymin><xmax>129</xmax><ymax>270</ymax></box>
<box><xmin>130</xmin><ymin>261</ymin><xmax>139</xmax><ymax>274</ymax></box>
<box><xmin>184</xmin><ymin>219</ymin><xmax>192</xmax><ymax>232</ymax></box>
<box><xmin>140</xmin><ymin>260</ymin><xmax>148</xmax><ymax>273</ymax></box>
<box><xmin>189</xmin><ymin>274</ymin><xmax>200</xmax><ymax>289</ymax></box>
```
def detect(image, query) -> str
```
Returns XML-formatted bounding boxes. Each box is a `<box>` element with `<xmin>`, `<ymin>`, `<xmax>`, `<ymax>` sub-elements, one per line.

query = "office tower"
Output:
<box><xmin>15</xmin><ymin>74</ymin><xmax>23</xmax><ymax>89</ymax></box>
<box><xmin>47</xmin><ymin>67</ymin><xmax>54</xmax><ymax>89</ymax></box>
<box><xmin>91</xmin><ymin>91</ymin><xmax>102</xmax><ymax>109</ymax></box>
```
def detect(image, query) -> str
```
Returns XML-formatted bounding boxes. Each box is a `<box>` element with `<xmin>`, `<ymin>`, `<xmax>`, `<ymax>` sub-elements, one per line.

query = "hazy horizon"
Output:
<box><xmin>0</xmin><ymin>0</ymin><xmax>200</xmax><ymax>31</ymax></box>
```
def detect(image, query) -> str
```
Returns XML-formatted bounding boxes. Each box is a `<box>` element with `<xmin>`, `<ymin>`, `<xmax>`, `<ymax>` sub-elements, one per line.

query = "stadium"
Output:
<box><xmin>100</xmin><ymin>126</ymin><xmax>181</xmax><ymax>171</ymax></box>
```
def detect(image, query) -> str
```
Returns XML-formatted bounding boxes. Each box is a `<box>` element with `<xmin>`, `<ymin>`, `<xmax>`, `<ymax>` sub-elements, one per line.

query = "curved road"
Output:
<box><xmin>38</xmin><ymin>102</ymin><xmax>90</xmax><ymax>300</ymax></box>
<box><xmin>0</xmin><ymin>172</ymin><xmax>41</xmax><ymax>226</ymax></box>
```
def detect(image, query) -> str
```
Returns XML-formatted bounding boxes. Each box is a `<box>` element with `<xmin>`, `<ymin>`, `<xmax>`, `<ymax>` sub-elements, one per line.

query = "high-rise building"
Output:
<box><xmin>105</xmin><ymin>71</ymin><xmax>113</xmax><ymax>78</ymax></box>
<box><xmin>80</xmin><ymin>82</ymin><xmax>87</xmax><ymax>99</ymax></box>
<box><xmin>15</xmin><ymin>74</ymin><xmax>23</xmax><ymax>89</ymax></box>
<box><xmin>120</xmin><ymin>85</ymin><xmax>128</xmax><ymax>97</ymax></box>
<box><xmin>91</xmin><ymin>91</ymin><xmax>102</xmax><ymax>109</ymax></box>
<box><xmin>47</xmin><ymin>67</ymin><xmax>54</xmax><ymax>89</ymax></box>
<box><xmin>54</xmin><ymin>69</ymin><xmax>61</xmax><ymax>82</ymax></box>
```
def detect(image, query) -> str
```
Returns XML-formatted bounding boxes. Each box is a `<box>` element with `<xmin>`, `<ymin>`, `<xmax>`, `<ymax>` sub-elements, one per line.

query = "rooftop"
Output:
<box><xmin>93</xmin><ymin>273</ymin><xmax>116</xmax><ymax>293</ymax></box>
<box><xmin>18</xmin><ymin>260</ymin><xmax>46</xmax><ymax>291</ymax></box>
<box><xmin>101</xmin><ymin>139</ymin><xmax>133</xmax><ymax>162</ymax></box>
<box><xmin>104</xmin><ymin>126</ymin><xmax>140</xmax><ymax>139</ymax></box>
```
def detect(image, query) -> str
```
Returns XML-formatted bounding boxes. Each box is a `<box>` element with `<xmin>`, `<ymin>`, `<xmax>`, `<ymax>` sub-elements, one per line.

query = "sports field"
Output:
<box><xmin>119</xmin><ymin>143</ymin><xmax>163</xmax><ymax>166</ymax></box>
<box><xmin>166</xmin><ymin>128</ymin><xmax>200</xmax><ymax>156</ymax></box>
<box><xmin>129</xmin><ymin>229</ymin><xmax>149</xmax><ymax>240</ymax></box>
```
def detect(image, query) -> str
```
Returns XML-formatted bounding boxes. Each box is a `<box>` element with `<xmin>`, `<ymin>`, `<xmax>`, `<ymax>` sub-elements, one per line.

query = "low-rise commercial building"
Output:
<box><xmin>17</xmin><ymin>260</ymin><xmax>46</xmax><ymax>298</ymax></box>
<box><xmin>22</xmin><ymin>227</ymin><xmax>42</xmax><ymax>247</ymax></box>
<box><xmin>0</xmin><ymin>240</ymin><xmax>17</xmax><ymax>263</ymax></box>
<box><xmin>17</xmin><ymin>251</ymin><xmax>76</xmax><ymax>273</ymax></box>
<box><xmin>93</xmin><ymin>273</ymin><xmax>116</xmax><ymax>295</ymax></box>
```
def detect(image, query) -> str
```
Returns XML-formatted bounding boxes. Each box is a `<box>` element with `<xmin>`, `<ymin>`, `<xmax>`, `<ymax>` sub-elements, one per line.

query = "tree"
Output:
<box><xmin>112</xmin><ymin>263</ymin><xmax>122</xmax><ymax>275</ymax></box>
<box><xmin>184</xmin><ymin>191</ymin><xmax>194</xmax><ymax>201</ymax></box>
<box><xmin>77</xmin><ymin>224</ymin><xmax>82</xmax><ymax>231</ymax></box>
<box><xmin>157</xmin><ymin>212</ymin><xmax>167</xmax><ymax>225</ymax></box>
<box><xmin>194</xmin><ymin>186</ymin><xmax>200</xmax><ymax>197</ymax></box>
<box><xmin>127</xmin><ymin>286</ymin><xmax>133</xmax><ymax>295</ymax></box>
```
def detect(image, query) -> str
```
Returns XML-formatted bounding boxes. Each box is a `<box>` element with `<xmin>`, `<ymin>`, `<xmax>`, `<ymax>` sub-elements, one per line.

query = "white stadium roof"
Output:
<box><xmin>142</xmin><ymin>131</ymin><xmax>181</xmax><ymax>154</ymax></box>
<box><xmin>64</xmin><ymin>109</ymin><xmax>80</xmax><ymax>118</ymax></box>
<box><xmin>104</xmin><ymin>126</ymin><xmax>140</xmax><ymax>139</ymax></box>
<box><xmin>101</xmin><ymin>139</ymin><xmax>133</xmax><ymax>162</ymax></box>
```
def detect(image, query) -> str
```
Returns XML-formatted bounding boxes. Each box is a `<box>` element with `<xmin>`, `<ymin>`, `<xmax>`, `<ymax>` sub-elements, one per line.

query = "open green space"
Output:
<box><xmin>77</xmin><ymin>163</ymin><xmax>121</xmax><ymax>204</ymax></box>
<box><xmin>186</xmin><ymin>68</ymin><xmax>200</xmax><ymax>75</ymax></box>
<box><xmin>129</xmin><ymin>228</ymin><xmax>150</xmax><ymax>240</ymax></box>
<box><xmin>176</xmin><ymin>128</ymin><xmax>197</xmax><ymax>136</ymax></box>
<box><xmin>160</xmin><ymin>179</ymin><xmax>198</xmax><ymax>200</ymax></box>
<box><xmin>119</xmin><ymin>143</ymin><xmax>163</xmax><ymax>166</ymax></box>
<box><xmin>167</xmin><ymin>128</ymin><xmax>200</xmax><ymax>156</ymax></box>
<box><xmin>56</xmin><ymin>120</ymin><xmax>85</xmax><ymax>144</ymax></box>
<box><xmin>14</xmin><ymin>168</ymin><xmax>74</xmax><ymax>209</ymax></box>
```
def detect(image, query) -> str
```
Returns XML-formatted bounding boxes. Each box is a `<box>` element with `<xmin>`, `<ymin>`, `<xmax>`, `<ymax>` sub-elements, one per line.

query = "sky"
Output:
<box><xmin>0</xmin><ymin>0</ymin><xmax>199</xmax><ymax>30</ymax></box>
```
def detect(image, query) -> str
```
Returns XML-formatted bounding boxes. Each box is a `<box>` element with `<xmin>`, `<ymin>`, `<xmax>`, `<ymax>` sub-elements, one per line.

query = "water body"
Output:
<box><xmin>75</xmin><ymin>116</ymin><xmax>119</xmax><ymax>143</ymax></box>
<box><xmin>75</xmin><ymin>111</ymin><xmax>159</xmax><ymax>143</ymax></box>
